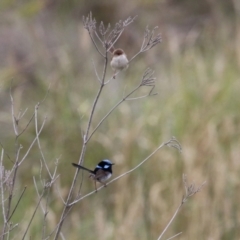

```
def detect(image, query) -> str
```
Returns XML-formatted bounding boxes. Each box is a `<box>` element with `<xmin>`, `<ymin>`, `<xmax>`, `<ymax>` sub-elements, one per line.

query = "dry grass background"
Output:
<box><xmin>0</xmin><ymin>0</ymin><xmax>240</xmax><ymax>239</ymax></box>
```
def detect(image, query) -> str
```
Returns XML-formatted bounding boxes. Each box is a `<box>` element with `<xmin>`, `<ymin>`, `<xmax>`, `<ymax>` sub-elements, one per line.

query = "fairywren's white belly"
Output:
<box><xmin>98</xmin><ymin>172</ymin><xmax>112</xmax><ymax>182</ymax></box>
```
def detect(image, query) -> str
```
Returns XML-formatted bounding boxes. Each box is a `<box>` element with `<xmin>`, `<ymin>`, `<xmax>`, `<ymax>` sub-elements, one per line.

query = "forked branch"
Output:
<box><xmin>69</xmin><ymin>137</ymin><xmax>181</xmax><ymax>205</ymax></box>
<box><xmin>83</xmin><ymin>12</ymin><xmax>137</xmax><ymax>55</ymax></box>
<box><xmin>157</xmin><ymin>175</ymin><xmax>206</xmax><ymax>240</ymax></box>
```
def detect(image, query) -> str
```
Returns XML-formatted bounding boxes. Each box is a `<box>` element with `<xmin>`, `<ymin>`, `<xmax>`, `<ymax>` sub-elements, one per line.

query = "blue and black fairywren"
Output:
<box><xmin>72</xmin><ymin>160</ymin><xmax>114</xmax><ymax>191</ymax></box>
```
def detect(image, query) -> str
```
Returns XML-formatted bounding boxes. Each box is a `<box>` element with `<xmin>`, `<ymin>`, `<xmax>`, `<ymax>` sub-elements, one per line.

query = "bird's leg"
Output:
<box><xmin>99</xmin><ymin>180</ymin><xmax>107</xmax><ymax>188</ymax></box>
<box><xmin>113</xmin><ymin>70</ymin><xmax>116</xmax><ymax>79</ymax></box>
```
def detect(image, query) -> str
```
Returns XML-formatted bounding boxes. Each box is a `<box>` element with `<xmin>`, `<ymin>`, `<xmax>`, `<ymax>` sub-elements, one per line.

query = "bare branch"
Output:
<box><xmin>91</xmin><ymin>59</ymin><xmax>101</xmax><ymax>83</ymax></box>
<box><xmin>18</xmin><ymin>115</ymin><xmax>46</xmax><ymax>166</ymax></box>
<box><xmin>0</xmin><ymin>223</ymin><xmax>18</xmax><ymax>239</ymax></box>
<box><xmin>141</xmin><ymin>26</ymin><xmax>162</xmax><ymax>52</ymax></box>
<box><xmin>82</xmin><ymin>12</ymin><xmax>96</xmax><ymax>32</ymax></box>
<box><xmin>99</xmin><ymin>22</ymin><xmax>111</xmax><ymax>36</ymax></box>
<box><xmin>22</xmin><ymin>190</ymin><xmax>44</xmax><ymax>239</ymax></box>
<box><xmin>18</xmin><ymin>111</ymin><xmax>35</xmax><ymax>138</ymax></box>
<box><xmin>87</xmin><ymin>69</ymin><xmax>157</xmax><ymax>142</ymax></box>
<box><xmin>0</xmin><ymin>149</ymin><xmax>7</xmax><ymax>223</ymax></box>
<box><xmin>166</xmin><ymin>232</ymin><xmax>183</xmax><ymax>240</ymax></box>
<box><xmin>90</xmin><ymin>32</ymin><xmax>105</xmax><ymax>57</ymax></box>
<box><xmin>33</xmin><ymin>176</ymin><xmax>45</xmax><ymax>212</ymax></box>
<box><xmin>106</xmin><ymin>16</ymin><xmax>137</xmax><ymax>52</ymax></box>
<box><xmin>17</xmin><ymin>108</ymin><xmax>28</xmax><ymax>121</ymax></box>
<box><xmin>7</xmin><ymin>186</ymin><xmax>27</xmax><ymax>221</ymax></box>
<box><xmin>125</xmin><ymin>89</ymin><xmax>157</xmax><ymax>100</ymax></box>
<box><xmin>182</xmin><ymin>174</ymin><xmax>206</xmax><ymax>203</ymax></box>
<box><xmin>69</xmin><ymin>138</ymin><xmax>176</xmax><ymax>205</ymax></box>
<box><xmin>10</xmin><ymin>85</ymin><xmax>18</xmax><ymax>136</ymax></box>
<box><xmin>140</xmin><ymin>68</ymin><xmax>155</xmax><ymax>85</ymax></box>
<box><xmin>83</xmin><ymin>12</ymin><xmax>104</xmax><ymax>57</ymax></box>
<box><xmin>166</xmin><ymin>137</ymin><xmax>182</xmax><ymax>153</ymax></box>
<box><xmin>35</xmin><ymin>103</ymin><xmax>52</xmax><ymax>179</ymax></box>
<box><xmin>157</xmin><ymin>202</ymin><xmax>182</xmax><ymax>240</ymax></box>
<box><xmin>52</xmin><ymin>158</ymin><xmax>60</xmax><ymax>181</ymax></box>
<box><xmin>129</xmin><ymin>26</ymin><xmax>162</xmax><ymax>63</ymax></box>
<box><xmin>56</xmin><ymin>184</ymin><xmax>66</xmax><ymax>205</ymax></box>
<box><xmin>60</xmin><ymin>232</ymin><xmax>66</xmax><ymax>240</ymax></box>
<box><xmin>0</xmin><ymin>142</ymin><xmax>12</xmax><ymax>163</ymax></box>
<box><xmin>157</xmin><ymin>175</ymin><xmax>205</xmax><ymax>240</ymax></box>
<box><xmin>94</xmin><ymin>31</ymin><xmax>105</xmax><ymax>47</ymax></box>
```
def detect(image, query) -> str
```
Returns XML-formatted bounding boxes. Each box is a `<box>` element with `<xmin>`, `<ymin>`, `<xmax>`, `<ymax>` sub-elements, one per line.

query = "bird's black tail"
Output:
<box><xmin>72</xmin><ymin>163</ymin><xmax>94</xmax><ymax>174</ymax></box>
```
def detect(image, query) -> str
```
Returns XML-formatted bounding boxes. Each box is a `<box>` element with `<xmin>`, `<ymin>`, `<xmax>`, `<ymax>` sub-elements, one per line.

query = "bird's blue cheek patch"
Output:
<box><xmin>104</xmin><ymin>165</ymin><xmax>109</xmax><ymax>169</ymax></box>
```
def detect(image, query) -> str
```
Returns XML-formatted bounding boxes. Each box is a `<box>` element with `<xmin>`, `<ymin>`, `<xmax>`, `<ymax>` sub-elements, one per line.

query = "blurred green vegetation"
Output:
<box><xmin>1</xmin><ymin>0</ymin><xmax>240</xmax><ymax>239</ymax></box>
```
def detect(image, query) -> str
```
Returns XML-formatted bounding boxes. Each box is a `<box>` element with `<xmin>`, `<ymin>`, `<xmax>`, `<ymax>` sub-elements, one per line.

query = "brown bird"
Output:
<box><xmin>110</xmin><ymin>49</ymin><xmax>129</xmax><ymax>78</ymax></box>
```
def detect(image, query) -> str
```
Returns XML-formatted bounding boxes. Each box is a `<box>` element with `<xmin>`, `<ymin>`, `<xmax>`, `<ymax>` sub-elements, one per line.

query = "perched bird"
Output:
<box><xmin>72</xmin><ymin>160</ymin><xmax>114</xmax><ymax>191</ymax></box>
<box><xmin>110</xmin><ymin>49</ymin><xmax>129</xmax><ymax>78</ymax></box>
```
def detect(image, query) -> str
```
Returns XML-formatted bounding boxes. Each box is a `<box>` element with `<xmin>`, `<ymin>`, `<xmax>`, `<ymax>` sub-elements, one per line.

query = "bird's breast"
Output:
<box><xmin>111</xmin><ymin>55</ymin><xmax>129</xmax><ymax>70</ymax></box>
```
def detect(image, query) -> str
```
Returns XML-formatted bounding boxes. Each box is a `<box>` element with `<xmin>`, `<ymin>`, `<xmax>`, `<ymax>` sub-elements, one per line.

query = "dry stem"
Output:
<box><xmin>157</xmin><ymin>175</ymin><xmax>206</xmax><ymax>240</ymax></box>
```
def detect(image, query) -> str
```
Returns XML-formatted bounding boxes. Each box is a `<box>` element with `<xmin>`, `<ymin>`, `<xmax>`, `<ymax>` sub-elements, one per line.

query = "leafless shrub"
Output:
<box><xmin>0</xmin><ymin>87</ymin><xmax>49</xmax><ymax>240</ymax></box>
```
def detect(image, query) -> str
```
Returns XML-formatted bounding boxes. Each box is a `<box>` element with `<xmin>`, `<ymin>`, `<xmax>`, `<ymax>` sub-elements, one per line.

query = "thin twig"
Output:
<box><xmin>22</xmin><ymin>191</ymin><xmax>44</xmax><ymax>240</ymax></box>
<box><xmin>89</xmin><ymin>32</ymin><xmax>104</xmax><ymax>57</ymax></box>
<box><xmin>87</xmin><ymin>68</ymin><xmax>157</xmax><ymax>142</ymax></box>
<box><xmin>157</xmin><ymin>202</ymin><xmax>183</xmax><ymax>240</ymax></box>
<box><xmin>83</xmin><ymin>13</ymin><xmax>104</xmax><ymax>57</ymax></box>
<box><xmin>86</xmin><ymin>84</ymin><xmax>141</xmax><ymax>142</ymax></box>
<box><xmin>18</xmin><ymin>111</ymin><xmax>35</xmax><ymax>138</ymax></box>
<box><xmin>33</xmin><ymin>177</ymin><xmax>45</xmax><ymax>212</ymax></box>
<box><xmin>18</xmin><ymin>116</ymin><xmax>46</xmax><ymax>166</ymax></box>
<box><xmin>126</xmin><ymin>86</ymin><xmax>157</xmax><ymax>100</ymax></box>
<box><xmin>94</xmin><ymin>31</ymin><xmax>104</xmax><ymax>46</ymax></box>
<box><xmin>42</xmin><ymin>187</ymin><xmax>51</xmax><ymax>239</ymax></box>
<box><xmin>165</xmin><ymin>232</ymin><xmax>182</xmax><ymax>240</ymax></box>
<box><xmin>106</xmin><ymin>16</ymin><xmax>138</xmax><ymax>52</ymax></box>
<box><xmin>0</xmin><ymin>142</ymin><xmax>12</xmax><ymax>162</ymax></box>
<box><xmin>0</xmin><ymin>149</ymin><xmax>7</xmax><ymax>223</ymax></box>
<box><xmin>45</xmin><ymin>205</ymin><xmax>73</xmax><ymax>240</ymax></box>
<box><xmin>129</xmin><ymin>26</ymin><xmax>161</xmax><ymax>63</ymax></box>
<box><xmin>7</xmin><ymin>186</ymin><xmax>27</xmax><ymax>221</ymax></box>
<box><xmin>91</xmin><ymin>59</ymin><xmax>101</xmax><ymax>83</ymax></box>
<box><xmin>107</xmin><ymin>29</ymin><xmax>124</xmax><ymax>51</ymax></box>
<box><xmin>157</xmin><ymin>175</ymin><xmax>205</xmax><ymax>240</ymax></box>
<box><xmin>103</xmin><ymin>75</ymin><xmax>115</xmax><ymax>85</ymax></box>
<box><xmin>35</xmin><ymin>103</ymin><xmax>52</xmax><ymax>179</ymax></box>
<box><xmin>18</xmin><ymin>107</ymin><xmax>28</xmax><ymax>120</ymax></box>
<box><xmin>10</xmin><ymin>85</ymin><xmax>18</xmax><ymax>136</ymax></box>
<box><xmin>2</xmin><ymin>144</ymin><xmax>22</xmax><ymax>238</ymax></box>
<box><xmin>0</xmin><ymin>224</ymin><xmax>18</xmax><ymax>239</ymax></box>
<box><xmin>60</xmin><ymin>232</ymin><xmax>66</xmax><ymax>240</ymax></box>
<box><xmin>56</xmin><ymin>184</ymin><xmax>66</xmax><ymax>205</ymax></box>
